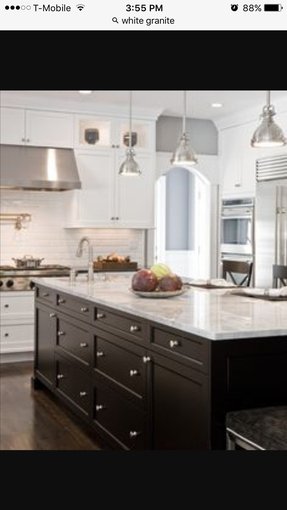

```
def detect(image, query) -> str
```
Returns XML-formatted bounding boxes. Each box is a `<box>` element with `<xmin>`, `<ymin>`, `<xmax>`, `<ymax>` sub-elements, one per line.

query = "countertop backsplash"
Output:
<box><xmin>0</xmin><ymin>191</ymin><xmax>145</xmax><ymax>267</ymax></box>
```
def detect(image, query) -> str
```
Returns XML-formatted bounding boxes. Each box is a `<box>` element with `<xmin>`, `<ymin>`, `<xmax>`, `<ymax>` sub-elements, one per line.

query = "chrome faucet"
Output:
<box><xmin>76</xmin><ymin>236</ymin><xmax>94</xmax><ymax>282</ymax></box>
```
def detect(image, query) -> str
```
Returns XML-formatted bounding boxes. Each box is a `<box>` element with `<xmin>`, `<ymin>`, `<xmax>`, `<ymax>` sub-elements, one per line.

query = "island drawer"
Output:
<box><xmin>36</xmin><ymin>286</ymin><xmax>57</xmax><ymax>306</ymax></box>
<box><xmin>94</xmin><ymin>384</ymin><xmax>145</xmax><ymax>450</ymax></box>
<box><xmin>55</xmin><ymin>355</ymin><xmax>91</xmax><ymax>417</ymax></box>
<box><xmin>151</xmin><ymin>327</ymin><xmax>208</xmax><ymax>371</ymax></box>
<box><xmin>94</xmin><ymin>333</ymin><xmax>146</xmax><ymax>399</ymax></box>
<box><xmin>56</xmin><ymin>316</ymin><xmax>91</xmax><ymax>366</ymax></box>
<box><xmin>57</xmin><ymin>293</ymin><xmax>93</xmax><ymax>321</ymax></box>
<box><xmin>95</xmin><ymin>308</ymin><xmax>147</xmax><ymax>342</ymax></box>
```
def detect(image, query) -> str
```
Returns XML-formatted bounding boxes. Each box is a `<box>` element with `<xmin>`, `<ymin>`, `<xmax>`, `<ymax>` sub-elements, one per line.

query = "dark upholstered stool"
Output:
<box><xmin>226</xmin><ymin>406</ymin><xmax>287</xmax><ymax>450</ymax></box>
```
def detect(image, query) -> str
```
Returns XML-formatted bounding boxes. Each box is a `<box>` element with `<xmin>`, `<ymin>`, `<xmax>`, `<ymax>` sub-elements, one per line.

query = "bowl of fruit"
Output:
<box><xmin>130</xmin><ymin>263</ymin><xmax>186</xmax><ymax>298</ymax></box>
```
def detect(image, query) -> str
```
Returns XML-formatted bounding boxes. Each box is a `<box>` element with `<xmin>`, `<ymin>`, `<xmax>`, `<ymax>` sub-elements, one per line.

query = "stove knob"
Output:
<box><xmin>6</xmin><ymin>280</ymin><xmax>14</xmax><ymax>288</ymax></box>
<box><xmin>29</xmin><ymin>281</ymin><xmax>35</xmax><ymax>289</ymax></box>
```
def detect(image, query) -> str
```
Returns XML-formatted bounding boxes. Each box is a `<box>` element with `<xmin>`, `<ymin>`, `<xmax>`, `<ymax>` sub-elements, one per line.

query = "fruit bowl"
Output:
<box><xmin>130</xmin><ymin>288</ymin><xmax>186</xmax><ymax>298</ymax></box>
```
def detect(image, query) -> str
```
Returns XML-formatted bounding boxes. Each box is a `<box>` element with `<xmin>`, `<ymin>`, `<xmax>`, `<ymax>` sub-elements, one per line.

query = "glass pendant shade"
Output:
<box><xmin>251</xmin><ymin>91</ymin><xmax>286</xmax><ymax>148</ymax></box>
<box><xmin>119</xmin><ymin>91</ymin><xmax>141</xmax><ymax>176</ymax></box>
<box><xmin>171</xmin><ymin>91</ymin><xmax>198</xmax><ymax>166</ymax></box>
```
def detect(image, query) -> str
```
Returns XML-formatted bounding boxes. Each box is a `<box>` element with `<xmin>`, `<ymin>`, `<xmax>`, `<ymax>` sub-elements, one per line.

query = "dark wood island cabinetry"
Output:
<box><xmin>33</xmin><ymin>282</ymin><xmax>287</xmax><ymax>450</ymax></box>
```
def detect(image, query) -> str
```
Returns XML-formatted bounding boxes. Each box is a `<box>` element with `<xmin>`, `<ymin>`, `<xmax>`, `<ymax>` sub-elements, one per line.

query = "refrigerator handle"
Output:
<box><xmin>275</xmin><ymin>187</ymin><xmax>281</xmax><ymax>266</ymax></box>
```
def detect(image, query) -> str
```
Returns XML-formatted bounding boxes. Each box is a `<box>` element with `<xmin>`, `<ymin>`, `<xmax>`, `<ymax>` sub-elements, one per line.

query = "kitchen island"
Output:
<box><xmin>32</xmin><ymin>274</ymin><xmax>287</xmax><ymax>450</ymax></box>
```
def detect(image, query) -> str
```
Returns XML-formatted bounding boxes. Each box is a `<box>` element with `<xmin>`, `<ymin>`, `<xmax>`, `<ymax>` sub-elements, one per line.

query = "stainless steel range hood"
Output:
<box><xmin>0</xmin><ymin>145</ymin><xmax>82</xmax><ymax>191</ymax></box>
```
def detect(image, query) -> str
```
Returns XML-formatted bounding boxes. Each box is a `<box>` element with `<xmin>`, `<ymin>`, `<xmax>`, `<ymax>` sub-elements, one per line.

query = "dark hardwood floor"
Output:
<box><xmin>0</xmin><ymin>362</ymin><xmax>102</xmax><ymax>450</ymax></box>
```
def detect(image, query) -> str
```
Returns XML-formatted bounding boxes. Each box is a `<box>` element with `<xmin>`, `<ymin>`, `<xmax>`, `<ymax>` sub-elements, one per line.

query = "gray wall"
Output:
<box><xmin>156</xmin><ymin>116</ymin><xmax>218</xmax><ymax>155</ymax></box>
<box><xmin>166</xmin><ymin>168</ymin><xmax>195</xmax><ymax>250</ymax></box>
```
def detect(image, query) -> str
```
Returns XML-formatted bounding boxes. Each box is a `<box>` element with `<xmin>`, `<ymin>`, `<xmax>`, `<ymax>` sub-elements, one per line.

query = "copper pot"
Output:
<box><xmin>12</xmin><ymin>255</ymin><xmax>45</xmax><ymax>269</ymax></box>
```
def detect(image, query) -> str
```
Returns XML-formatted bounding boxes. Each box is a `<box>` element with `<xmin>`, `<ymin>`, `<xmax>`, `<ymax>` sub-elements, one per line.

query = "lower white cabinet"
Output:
<box><xmin>66</xmin><ymin>150</ymin><xmax>155</xmax><ymax>228</ymax></box>
<box><xmin>0</xmin><ymin>292</ymin><xmax>34</xmax><ymax>354</ymax></box>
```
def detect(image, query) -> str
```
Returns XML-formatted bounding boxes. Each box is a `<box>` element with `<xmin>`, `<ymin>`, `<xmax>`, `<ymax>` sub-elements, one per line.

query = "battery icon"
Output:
<box><xmin>264</xmin><ymin>4</ymin><xmax>283</xmax><ymax>10</ymax></box>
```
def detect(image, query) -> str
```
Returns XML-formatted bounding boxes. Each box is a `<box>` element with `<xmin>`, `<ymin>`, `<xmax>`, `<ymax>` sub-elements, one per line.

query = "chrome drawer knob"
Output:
<box><xmin>4</xmin><ymin>333</ymin><xmax>9</xmax><ymax>337</ymax></box>
<box><xmin>96</xmin><ymin>351</ymin><xmax>104</xmax><ymax>357</ymax></box>
<box><xmin>129</xmin><ymin>369</ymin><xmax>139</xmax><ymax>377</ymax></box>
<box><xmin>4</xmin><ymin>304</ymin><xmax>9</xmax><ymax>308</ymax></box>
<box><xmin>96</xmin><ymin>404</ymin><xmax>104</xmax><ymax>411</ymax></box>
<box><xmin>79</xmin><ymin>391</ymin><xmax>87</xmax><ymax>397</ymax></box>
<box><xmin>57</xmin><ymin>330</ymin><xmax>65</xmax><ymax>336</ymax></box>
<box><xmin>129</xmin><ymin>431</ymin><xmax>139</xmax><ymax>438</ymax></box>
<box><xmin>57</xmin><ymin>374</ymin><xmax>64</xmax><ymax>379</ymax></box>
<box><xmin>169</xmin><ymin>340</ymin><xmax>179</xmax><ymax>348</ymax></box>
<box><xmin>80</xmin><ymin>307</ymin><xmax>88</xmax><ymax>312</ymax></box>
<box><xmin>80</xmin><ymin>342</ymin><xmax>88</xmax><ymax>348</ymax></box>
<box><xmin>97</xmin><ymin>313</ymin><xmax>105</xmax><ymax>319</ymax></box>
<box><xmin>142</xmin><ymin>356</ymin><xmax>151</xmax><ymax>363</ymax></box>
<box><xmin>58</xmin><ymin>298</ymin><xmax>65</xmax><ymax>304</ymax></box>
<box><xmin>130</xmin><ymin>325</ymin><xmax>140</xmax><ymax>333</ymax></box>
<box><xmin>49</xmin><ymin>313</ymin><xmax>56</xmax><ymax>318</ymax></box>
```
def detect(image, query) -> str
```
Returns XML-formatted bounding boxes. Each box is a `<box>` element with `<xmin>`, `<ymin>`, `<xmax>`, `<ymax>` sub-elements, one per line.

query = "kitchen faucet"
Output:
<box><xmin>76</xmin><ymin>236</ymin><xmax>94</xmax><ymax>282</ymax></box>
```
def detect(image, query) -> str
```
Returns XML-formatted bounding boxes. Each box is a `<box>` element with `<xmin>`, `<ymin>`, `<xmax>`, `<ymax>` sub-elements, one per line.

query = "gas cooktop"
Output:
<box><xmin>0</xmin><ymin>265</ymin><xmax>71</xmax><ymax>290</ymax></box>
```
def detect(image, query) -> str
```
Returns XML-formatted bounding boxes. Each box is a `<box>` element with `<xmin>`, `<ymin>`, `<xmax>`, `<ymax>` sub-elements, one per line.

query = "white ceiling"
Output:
<box><xmin>3</xmin><ymin>90</ymin><xmax>287</xmax><ymax>121</ymax></box>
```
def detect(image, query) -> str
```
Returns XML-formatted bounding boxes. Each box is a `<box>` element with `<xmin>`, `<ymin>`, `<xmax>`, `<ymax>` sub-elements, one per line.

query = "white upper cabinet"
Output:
<box><xmin>67</xmin><ymin>149</ymin><xmax>155</xmax><ymax>228</ymax></box>
<box><xmin>0</xmin><ymin>107</ymin><xmax>74</xmax><ymax>148</ymax></box>
<box><xmin>74</xmin><ymin>114</ymin><xmax>155</xmax><ymax>152</ymax></box>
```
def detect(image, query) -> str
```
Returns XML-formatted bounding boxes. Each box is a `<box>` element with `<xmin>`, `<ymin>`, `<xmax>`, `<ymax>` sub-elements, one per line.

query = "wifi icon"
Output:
<box><xmin>76</xmin><ymin>4</ymin><xmax>85</xmax><ymax>10</ymax></box>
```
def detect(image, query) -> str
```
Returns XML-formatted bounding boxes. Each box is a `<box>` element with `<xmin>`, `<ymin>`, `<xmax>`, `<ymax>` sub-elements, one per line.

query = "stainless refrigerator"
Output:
<box><xmin>255</xmin><ymin>154</ymin><xmax>287</xmax><ymax>288</ymax></box>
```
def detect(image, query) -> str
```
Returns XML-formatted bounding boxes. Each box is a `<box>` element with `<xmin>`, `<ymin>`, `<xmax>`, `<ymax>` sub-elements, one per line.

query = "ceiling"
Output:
<box><xmin>3</xmin><ymin>90</ymin><xmax>287</xmax><ymax>121</ymax></box>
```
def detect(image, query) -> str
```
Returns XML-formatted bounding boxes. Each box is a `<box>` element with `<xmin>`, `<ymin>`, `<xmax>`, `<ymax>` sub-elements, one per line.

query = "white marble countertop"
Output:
<box><xmin>33</xmin><ymin>274</ymin><xmax>287</xmax><ymax>341</ymax></box>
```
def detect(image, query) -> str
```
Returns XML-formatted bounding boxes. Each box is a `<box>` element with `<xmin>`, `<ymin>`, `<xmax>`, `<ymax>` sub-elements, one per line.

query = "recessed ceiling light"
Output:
<box><xmin>78</xmin><ymin>90</ymin><xmax>92</xmax><ymax>95</ymax></box>
<box><xmin>211</xmin><ymin>102</ymin><xmax>223</xmax><ymax>108</ymax></box>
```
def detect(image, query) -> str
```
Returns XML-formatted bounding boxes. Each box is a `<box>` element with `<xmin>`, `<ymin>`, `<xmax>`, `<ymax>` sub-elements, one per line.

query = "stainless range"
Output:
<box><xmin>0</xmin><ymin>265</ymin><xmax>71</xmax><ymax>291</ymax></box>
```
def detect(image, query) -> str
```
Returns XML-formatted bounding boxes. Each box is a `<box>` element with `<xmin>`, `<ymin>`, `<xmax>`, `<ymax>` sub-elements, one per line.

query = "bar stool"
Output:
<box><xmin>226</xmin><ymin>406</ymin><xmax>287</xmax><ymax>450</ymax></box>
<box><xmin>222</xmin><ymin>260</ymin><xmax>253</xmax><ymax>287</ymax></box>
<box><xmin>273</xmin><ymin>264</ymin><xmax>287</xmax><ymax>288</ymax></box>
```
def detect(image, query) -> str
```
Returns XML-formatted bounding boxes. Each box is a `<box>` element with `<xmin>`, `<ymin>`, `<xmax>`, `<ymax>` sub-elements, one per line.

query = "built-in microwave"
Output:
<box><xmin>220</xmin><ymin>198</ymin><xmax>254</xmax><ymax>256</ymax></box>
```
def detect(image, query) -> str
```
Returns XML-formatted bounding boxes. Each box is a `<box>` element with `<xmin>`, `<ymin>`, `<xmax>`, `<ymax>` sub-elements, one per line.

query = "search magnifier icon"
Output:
<box><xmin>112</xmin><ymin>17</ymin><xmax>119</xmax><ymax>23</ymax></box>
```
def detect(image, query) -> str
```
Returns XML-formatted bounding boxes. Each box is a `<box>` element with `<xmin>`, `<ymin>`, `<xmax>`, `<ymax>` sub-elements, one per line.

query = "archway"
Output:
<box><xmin>155</xmin><ymin>163</ymin><xmax>215</xmax><ymax>279</ymax></box>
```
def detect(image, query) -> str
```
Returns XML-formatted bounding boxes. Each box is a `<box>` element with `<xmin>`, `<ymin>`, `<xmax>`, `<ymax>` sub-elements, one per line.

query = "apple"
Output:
<box><xmin>131</xmin><ymin>269</ymin><xmax>158</xmax><ymax>292</ymax></box>
<box><xmin>158</xmin><ymin>274</ymin><xmax>183</xmax><ymax>292</ymax></box>
<box><xmin>150</xmin><ymin>262</ymin><xmax>172</xmax><ymax>279</ymax></box>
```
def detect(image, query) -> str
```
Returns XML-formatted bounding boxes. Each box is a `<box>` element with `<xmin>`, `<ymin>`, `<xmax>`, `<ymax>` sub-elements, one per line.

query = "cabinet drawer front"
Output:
<box><xmin>36</xmin><ymin>286</ymin><xmax>57</xmax><ymax>305</ymax></box>
<box><xmin>56</xmin><ymin>356</ymin><xmax>90</xmax><ymax>415</ymax></box>
<box><xmin>152</xmin><ymin>327</ymin><xmax>208</xmax><ymax>370</ymax></box>
<box><xmin>57</xmin><ymin>318</ymin><xmax>91</xmax><ymax>365</ymax></box>
<box><xmin>0</xmin><ymin>324</ymin><xmax>34</xmax><ymax>353</ymax></box>
<box><xmin>0</xmin><ymin>294</ymin><xmax>34</xmax><ymax>318</ymax></box>
<box><xmin>96</xmin><ymin>308</ymin><xmax>146</xmax><ymax>341</ymax></box>
<box><xmin>95</xmin><ymin>337</ymin><xmax>145</xmax><ymax>398</ymax></box>
<box><xmin>94</xmin><ymin>385</ymin><xmax>145</xmax><ymax>450</ymax></box>
<box><xmin>57</xmin><ymin>293</ymin><xmax>92</xmax><ymax>321</ymax></box>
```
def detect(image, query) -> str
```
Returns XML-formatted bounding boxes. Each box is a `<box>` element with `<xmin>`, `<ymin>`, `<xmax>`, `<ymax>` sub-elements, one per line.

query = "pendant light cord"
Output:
<box><xmin>129</xmin><ymin>91</ymin><xmax>132</xmax><ymax>149</ymax></box>
<box><xmin>182</xmin><ymin>90</ymin><xmax>186</xmax><ymax>134</ymax></box>
<box><xmin>266</xmin><ymin>90</ymin><xmax>271</xmax><ymax>107</ymax></box>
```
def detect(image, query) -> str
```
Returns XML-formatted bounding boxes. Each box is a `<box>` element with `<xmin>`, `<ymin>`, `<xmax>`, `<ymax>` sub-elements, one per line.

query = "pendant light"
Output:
<box><xmin>171</xmin><ymin>90</ymin><xmax>198</xmax><ymax>166</ymax></box>
<box><xmin>119</xmin><ymin>91</ymin><xmax>141</xmax><ymax>176</ymax></box>
<box><xmin>251</xmin><ymin>90</ymin><xmax>286</xmax><ymax>148</ymax></box>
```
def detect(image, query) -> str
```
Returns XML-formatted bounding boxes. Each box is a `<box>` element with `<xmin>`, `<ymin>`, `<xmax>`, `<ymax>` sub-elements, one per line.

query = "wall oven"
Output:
<box><xmin>220</xmin><ymin>198</ymin><xmax>255</xmax><ymax>257</ymax></box>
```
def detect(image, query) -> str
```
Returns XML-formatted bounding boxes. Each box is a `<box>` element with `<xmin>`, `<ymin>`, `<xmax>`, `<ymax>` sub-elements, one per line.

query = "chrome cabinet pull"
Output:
<box><xmin>80</xmin><ymin>342</ymin><xmax>88</xmax><ymax>348</ymax></box>
<box><xmin>97</xmin><ymin>312</ymin><xmax>105</xmax><ymax>319</ymax></box>
<box><xmin>130</xmin><ymin>325</ymin><xmax>140</xmax><ymax>333</ymax></box>
<box><xmin>129</xmin><ymin>369</ymin><xmax>139</xmax><ymax>377</ymax></box>
<box><xmin>142</xmin><ymin>356</ymin><xmax>151</xmax><ymax>363</ymax></box>
<box><xmin>49</xmin><ymin>312</ymin><xmax>56</xmax><ymax>318</ymax></box>
<box><xmin>169</xmin><ymin>339</ymin><xmax>179</xmax><ymax>348</ymax></box>
<box><xmin>57</xmin><ymin>330</ymin><xmax>65</xmax><ymax>336</ymax></box>
<box><xmin>129</xmin><ymin>431</ymin><xmax>139</xmax><ymax>438</ymax></box>
<box><xmin>80</xmin><ymin>306</ymin><xmax>88</xmax><ymax>312</ymax></box>
<box><xmin>58</xmin><ymin>298</ymin><xmax>65</xmax><ymax>304</ymax></box>
<box><xmin>79</xmin><ymin>391</ymin><xmax>87</xmax><ymax>397</ymax></box>
<box><xmin>96</xmin><ymin>404</ymin><xmax>104</xmax><ymax>411</ymax></box>
<box><xmin>96</xmin><ymin>351</ymin><xmax>105</xmax><ymax>357</ymax></box>
<box><xmin>4</xmin><ymin>304</ymin><xmax>9</xmax><ymax>308</ymax></box>
<box><xmin>4</xmin><ymin>333</ymin><xmax>9</xmax><ymax>337</ymax></box>
<box><xmin>57</xmin><ymin>374</ymin><xmax>64</xmax><ymax>379</ymax></box>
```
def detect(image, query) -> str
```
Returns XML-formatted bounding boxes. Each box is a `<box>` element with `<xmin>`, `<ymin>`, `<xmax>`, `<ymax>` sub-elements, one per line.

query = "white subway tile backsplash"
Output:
<box><xmin>0</xmin><ymin>191</ymin><xmax>145</xmax><ymax>267</ymax></box>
